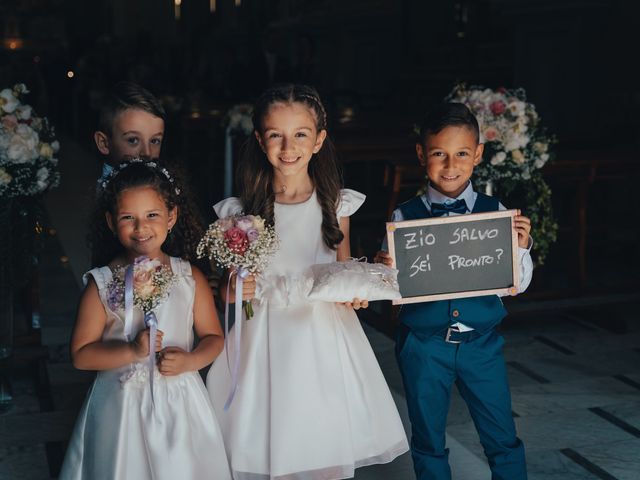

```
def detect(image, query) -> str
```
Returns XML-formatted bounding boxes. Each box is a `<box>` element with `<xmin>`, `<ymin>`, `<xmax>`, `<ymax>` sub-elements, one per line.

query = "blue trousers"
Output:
<box><xmin>396</xmin><ymin>325</ymin><xmax>527</xmax><ymax>480</ymax></box>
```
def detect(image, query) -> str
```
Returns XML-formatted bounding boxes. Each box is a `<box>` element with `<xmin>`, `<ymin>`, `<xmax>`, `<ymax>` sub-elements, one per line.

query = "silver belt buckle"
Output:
<box><xmin>445</xmin><ymin>327</ymin><xmax>462</xmax><ymax>344</ymax></box>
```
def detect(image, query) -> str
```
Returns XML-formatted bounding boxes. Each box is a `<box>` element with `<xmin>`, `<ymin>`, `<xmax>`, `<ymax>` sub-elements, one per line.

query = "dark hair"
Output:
<box><xmin>88</xmin><ymin>160</ymin><xmax>203</xmax><ymax>267</ymax></box>
<box><xmin>238</xmin><ymin>84</ymin><xmax>344</xmax><ymax>250</ymax></box>
<box><xmin>417</xmin><ymin>102</ymin><xmax>480</xmax><ymax>145</ymax></box>
<box><xmin>98</xmin><ymin>81</ymin><xmax>166</xmax><ymax>136</ymax></box>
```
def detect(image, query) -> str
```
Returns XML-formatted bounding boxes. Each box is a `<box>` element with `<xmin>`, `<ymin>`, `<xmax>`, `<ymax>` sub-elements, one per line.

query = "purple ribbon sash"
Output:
<box><xmin>124</xmin><ymin>261</ymin><xmax>157</xmax><ymax>405</ymax></box>
<box><xmin>124</xmin><ymin>264</ymin><xmax>134</xmax><ymax>340</ymax></box>
<box><xmin>223</xmin><ymin>266</ymin><xmax>249</xmax><ymax>411</ymax></box>
<box><xmin>144</xmin><ymin>311</ymin><xmax>158</xmax><ymax>405</ymax></box>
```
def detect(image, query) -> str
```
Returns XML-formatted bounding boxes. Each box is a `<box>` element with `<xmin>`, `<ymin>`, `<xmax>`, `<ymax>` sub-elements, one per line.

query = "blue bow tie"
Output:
<box><xmin>430</xmin><ymin>199</ymin><xmax>468</xmax><ymax>217</ymax></box>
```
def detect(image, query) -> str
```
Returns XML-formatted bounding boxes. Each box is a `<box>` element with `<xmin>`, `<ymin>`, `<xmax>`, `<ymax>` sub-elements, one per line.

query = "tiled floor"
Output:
<box><xmin>1</xmin><ymin>138</ymin><xmax>639</xmax><ymax>479</ymax></box>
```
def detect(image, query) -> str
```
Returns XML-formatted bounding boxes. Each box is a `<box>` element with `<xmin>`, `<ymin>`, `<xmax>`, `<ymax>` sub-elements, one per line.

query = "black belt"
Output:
<box><xmin>437</xmin><ymin>326</ymin><xmax>485</xmax><ymax>344</ymax></box>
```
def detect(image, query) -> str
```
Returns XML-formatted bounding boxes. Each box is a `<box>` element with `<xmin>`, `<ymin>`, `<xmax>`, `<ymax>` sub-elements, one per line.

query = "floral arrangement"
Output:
<box><xmin>444</xmin><ymin>84</ymin><xmax>558</xmax><ymax>266</ymax></box>
<box><xmin>223</xmin><ymin>103</ymin><xmax>254</xmax><ymax>135</ymax></box>
<box><xmin>0</xmin><ymin>83</ymin><xmax>60</xmax><ymax>198</ymax></box>
<box><xmin>106</xmin><ymin>257</ymin><xmax>176</xmax><ymax>314</ymax></box>
<box><xmin>446</xmin><ymin>84</ymin><xmax>554</xmax><ymax>185</ymax></box>
<box><xmin>197</xmin><ymin>214</ymin><xmax>278</xmax><ymax>317</ymax></box>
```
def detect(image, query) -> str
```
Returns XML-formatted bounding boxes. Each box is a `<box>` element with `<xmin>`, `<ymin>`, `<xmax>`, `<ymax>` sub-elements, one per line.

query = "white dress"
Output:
<box><xmin>59</xmin><ymin>257</ymin><xmax>232</xmax><ymax>480</ymax></box>
<box><xmin>207</xmin><ymin>190</ymin><xmax>408</xmax><ymax>480</ymax></box>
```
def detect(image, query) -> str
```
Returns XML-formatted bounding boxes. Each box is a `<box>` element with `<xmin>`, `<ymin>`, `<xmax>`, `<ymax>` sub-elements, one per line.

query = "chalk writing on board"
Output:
<box><xmin>387</xmin><ymin>210</ymin><xmax>520</xmax><ymax>304</ymax></box>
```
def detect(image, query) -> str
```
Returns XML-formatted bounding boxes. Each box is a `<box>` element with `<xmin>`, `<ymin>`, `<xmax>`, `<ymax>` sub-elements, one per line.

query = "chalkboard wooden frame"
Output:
<box><xmin>387</xmin><ymin>210</ymin><xmax>520</xmax><ymax>304</ymax></box>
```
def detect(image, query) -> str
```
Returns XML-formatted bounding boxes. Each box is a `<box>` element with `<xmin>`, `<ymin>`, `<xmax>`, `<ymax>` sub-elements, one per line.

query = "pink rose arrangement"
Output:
<box><xmin>106</xmin><ymin>257</ymin><xmax>176</xmax><ymax>314</ymax></box>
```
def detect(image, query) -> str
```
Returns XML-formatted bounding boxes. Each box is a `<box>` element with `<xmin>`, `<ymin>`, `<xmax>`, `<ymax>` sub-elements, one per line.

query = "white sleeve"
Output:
<box><xmin>213</xmin><ymin>197</ymin><xmax>244</xmax><ymax>219</ymax></box>
<box><xmin>336</xmin><ymin>189</ymin><xmax>366</xmax><ymax>218</ymax></box>
<box><xmin>498</xmin><ymin>201</ymin><xmax>534</xmax><ymax>294</ymax></box>
<box><xmin>515</xmin><ymin>238</ymin><xmax>534</xmax><ymax>294</ymax></box>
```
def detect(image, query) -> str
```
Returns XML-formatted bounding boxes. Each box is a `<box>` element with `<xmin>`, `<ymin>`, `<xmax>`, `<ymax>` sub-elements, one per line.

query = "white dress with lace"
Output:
<box><xmin>206</xmin><ymin>189</ymin><xmax>408</xmax><ymax>480</ymax></box>
<box><xmin>59</xmin><ymin>257</ymin><xmax>231</xmax><ymax>480</ymax></box>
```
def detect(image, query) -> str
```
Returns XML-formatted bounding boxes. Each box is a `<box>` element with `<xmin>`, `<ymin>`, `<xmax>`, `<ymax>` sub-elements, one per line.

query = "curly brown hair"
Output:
<box><xmin>88</xmin><ymin>160</ymin><xmax>204</xmax><ymax>267</ymax></box>
<box><xmin>238</xmin><ymin>84</ymin><xmax>344</xmax><ymax>250</ymax></box>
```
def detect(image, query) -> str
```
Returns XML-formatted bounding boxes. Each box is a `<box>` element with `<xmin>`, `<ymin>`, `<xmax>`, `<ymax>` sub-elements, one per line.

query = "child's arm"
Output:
<box><xmin>514</xmin><ymin>210</ymin><xmax>532</xmax><ymax>249</ymax></box>
<box><xmin>373</xmin><ymin>250</ymin><xmax>393</xmax><ymax>267</ymax></box>
<box><xmin>158</xmin><ymin>266</ymin><xmax>224</xmax><ymax>376</ymax></box>
<box><xmin>514</xmin><ymin>210</ymin><xmax>534</xmax><ymax>293</ymax></box>
<box><xmin>71</xmin><ymin>277</ymin><xmax>163</xmax><ymax>370</ymax></box>
<box><xmin>337</xmin><ymin>216</ymin><xmax>368</xmax><ymax>310</ymax></box>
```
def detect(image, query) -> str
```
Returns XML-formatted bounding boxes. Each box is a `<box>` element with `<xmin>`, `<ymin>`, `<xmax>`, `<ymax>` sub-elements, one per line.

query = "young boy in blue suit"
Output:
<box><xmin>376</xmin><ymin>102</ymin><xmax>533</xmax><ymax>480</ymax></box>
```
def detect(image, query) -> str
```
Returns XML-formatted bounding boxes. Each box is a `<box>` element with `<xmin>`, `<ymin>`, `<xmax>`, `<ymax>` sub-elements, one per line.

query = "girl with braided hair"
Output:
<box><xmin>207</xmin><ymin>84</ymin><xmax>408</xmax><ymax>479</ymax></box>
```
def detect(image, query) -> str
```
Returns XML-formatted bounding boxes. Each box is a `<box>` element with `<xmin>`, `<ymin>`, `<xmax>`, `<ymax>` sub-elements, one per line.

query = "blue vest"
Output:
<box><xmin>397</xmin><ymin>192</ymin><xmax>507</xmax><ymax>337</ymax></box>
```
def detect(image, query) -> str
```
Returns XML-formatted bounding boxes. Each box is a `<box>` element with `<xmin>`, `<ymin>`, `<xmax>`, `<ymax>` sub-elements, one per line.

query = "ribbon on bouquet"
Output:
<box><xmin>124</xmin><ymin>264</ymin><xmax>135</xmax><ymax>340</ymax></box>
<box><xmin>124</xmin><ymin>263</ymin><xmax>158</xmax><ymax>405</ymax></box>
<box><xmin>223</xmin><ymin>266</ymin><xmax>250</xmax><ymax>411</ymax></box>
<box><xmin>144</xmin><ymin>311</ymin><xmax>158</xmax><ymax>406</ymax></box>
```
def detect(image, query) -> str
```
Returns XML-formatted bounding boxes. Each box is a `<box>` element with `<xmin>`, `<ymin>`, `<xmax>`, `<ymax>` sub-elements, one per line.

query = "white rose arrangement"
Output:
<box><xmin>447</xmin><ymin>84</ymin><xmax>554</xmax><ymax>186</ymax></box>
<box><xmin>0</xmin><ymin>84</ymin><xmax>60</xmax><ymax>198</ymax></box>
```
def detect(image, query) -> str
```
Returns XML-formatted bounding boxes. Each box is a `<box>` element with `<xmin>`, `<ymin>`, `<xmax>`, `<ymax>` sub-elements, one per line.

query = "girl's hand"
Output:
<box><xmin>158</xmin><ymin>346</ymin><xmax>194</xmax><ymax>376</ymax></box>
<box><xmin>373</xmin><ymin>250</ymin><xmax>393</xmax><ymax>267</ymax></box>
<box><xmin>237</xmin><ymin>273</ymin><xmax>256</xmax><ymax>301</ymax></box>
<box><xmin>339</xmin><ymin>298</ymin><xmax>369</xmax><ymax>310</ymax></box>
<box><xmin>514</xmin><ymin>210</ymin><xmax>532</xmax><ymax>249</ymax></box>
<box><xmin>132</xmin><ymin>328</ymin><xmax>164</xmax><ymax>360</ymax></box>
<box><xmin>224</xmin><ymin>270</ymin><xmax>256</xmax><ymax>302</ymax></box>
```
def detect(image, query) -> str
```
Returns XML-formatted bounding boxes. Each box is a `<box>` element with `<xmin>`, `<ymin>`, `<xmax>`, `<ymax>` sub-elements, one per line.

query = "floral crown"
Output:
<box><xmin>100</xmin><ymin>157</ymin><xmax>181</xmax><ymax>196</ymax></box>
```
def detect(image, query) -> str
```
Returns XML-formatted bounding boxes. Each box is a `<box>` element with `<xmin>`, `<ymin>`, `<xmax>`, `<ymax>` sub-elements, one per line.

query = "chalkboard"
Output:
<box><xmin>387</xmin><ymin>210</ymin><xmax>520</xmax><ymax>304</ymax></box>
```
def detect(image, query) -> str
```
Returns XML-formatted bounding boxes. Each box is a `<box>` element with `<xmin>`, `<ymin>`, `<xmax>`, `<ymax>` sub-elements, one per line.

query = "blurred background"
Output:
<box><xmin>2</xmin><ymin>0</ymin><xmax>639</xmax><ymax>293</ymax></box>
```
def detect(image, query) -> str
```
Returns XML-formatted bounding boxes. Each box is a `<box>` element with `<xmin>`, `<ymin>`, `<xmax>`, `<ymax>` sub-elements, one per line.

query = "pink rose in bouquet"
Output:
<box><xmin>224</xmin><ymin>227</ymin><xmax>249</xmax><ymax>254</ymax></box>
<box><xmin>133</xmin><ymin>258</ymin><xmax>162</xmax><ymax>298</ymax></box>
<box><xmin>489</xmin><ymin>100</ymin><xmax>506</xmax><ymax>115</ymax></box>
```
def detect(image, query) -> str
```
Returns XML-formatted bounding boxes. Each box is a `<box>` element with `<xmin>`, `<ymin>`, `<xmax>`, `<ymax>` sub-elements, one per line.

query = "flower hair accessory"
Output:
<box><xmin>99</xmin><ymin>157</ymin><xmax>181</xmax><ymax>196</ymax></box>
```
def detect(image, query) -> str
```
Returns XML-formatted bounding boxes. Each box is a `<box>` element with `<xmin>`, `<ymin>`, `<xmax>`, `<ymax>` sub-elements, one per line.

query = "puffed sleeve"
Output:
<box><xmin>336</xmin><ymin>189</ymin><xmax>366</xmax><ymax>218</ymax></box>
<box><xmin>213</xmin><ymin>197</ymin><xmax>244</xmax><ymax>219</ymax></box>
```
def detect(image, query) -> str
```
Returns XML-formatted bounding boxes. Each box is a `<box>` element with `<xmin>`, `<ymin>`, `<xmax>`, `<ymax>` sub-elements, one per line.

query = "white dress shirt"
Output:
<box><xmin>384</xmin><ymin>181</ymin><xmax>534</xmax><ymax>332</ymax></box>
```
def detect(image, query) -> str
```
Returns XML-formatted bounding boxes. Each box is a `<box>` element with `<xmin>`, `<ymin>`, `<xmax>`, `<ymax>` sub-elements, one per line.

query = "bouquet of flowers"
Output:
<box><xmin>106</xmin><ymin>257</ymin><xmax>176</xmax><ymax>315</ymax></box>
<box><xmin>197</xmin><ymin>214</ymin><xmax>278</xmax><ymax>410</ymax></box>
<box><xmin>443</xmin><ymin>84</ymin><xmax>558</xmax><ymax>266</ymax></box>
<box><xmin>0</xmin><ymin>83</ymin><xmax>60</xmax><ymax>198</ymax></box>
<box><xmin>197</xmin><ymin>214</ymin><xmax>278</xmax><ymax>318</ymax></box>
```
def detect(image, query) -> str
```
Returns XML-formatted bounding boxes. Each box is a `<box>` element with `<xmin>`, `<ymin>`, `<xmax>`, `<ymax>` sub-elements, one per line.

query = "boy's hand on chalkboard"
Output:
<box><xmin>514</xmin><ymin>210</ymin><xmax>532</xmax><ymax>249</ymax></box>
<box><xmin>340</xmin><ymin>298</ymin><xmax>369</xmax><ymax>310</ymax></box>
<box><xmin>373</xmin><ymin>250</ymin><xmax>393</xmax><ymax>267</ymax></box>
